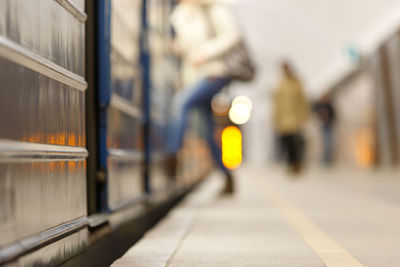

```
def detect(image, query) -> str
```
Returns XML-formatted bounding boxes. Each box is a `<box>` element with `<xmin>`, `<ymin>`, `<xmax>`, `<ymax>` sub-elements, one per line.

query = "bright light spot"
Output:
<box><xmin>222</xmin><ymin>126</ymin><xmax>242</xmax><ymax>169</ymax></box>
<box><xmin>232</xmin><ymin>95</ymin><xmax>252</xmax><ymax>111</ymax></box>
<box><xmin>211</xmin><ymin>93</ymin><xmax>230</xmax><ymax>116</ymax></box>
<box><xmin>229</xmin><ymin>96</ymin><xmax>252</xmax><ymax>125</ymax></box>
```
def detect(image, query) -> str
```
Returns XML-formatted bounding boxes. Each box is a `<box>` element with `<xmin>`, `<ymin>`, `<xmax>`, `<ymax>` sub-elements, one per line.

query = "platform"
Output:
<box><xmin>111</xmin><ymin>166</ymin><xmax>400</xmax><ymax>267</ymax></box>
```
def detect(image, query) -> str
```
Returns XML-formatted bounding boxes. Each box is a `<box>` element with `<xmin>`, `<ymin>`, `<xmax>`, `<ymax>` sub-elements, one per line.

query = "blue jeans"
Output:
<box><xmin>167</xmin><ymin>77</ymin><xmax>231</xmax><ymax>175</ymax></box>
<box><xmin>322</xmin><ymin>124</ymin><xmax>334</xmax><ymax>165</ymax></box>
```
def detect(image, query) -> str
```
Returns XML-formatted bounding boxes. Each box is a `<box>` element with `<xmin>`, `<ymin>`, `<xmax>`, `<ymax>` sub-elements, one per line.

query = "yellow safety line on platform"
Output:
<box><xmin>258</xmin><ymin>178</ymin><xmax>364</xmax><ymax>267</ymax></box>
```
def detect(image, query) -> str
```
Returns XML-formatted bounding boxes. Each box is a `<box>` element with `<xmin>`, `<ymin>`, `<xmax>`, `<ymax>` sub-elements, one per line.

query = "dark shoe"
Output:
<box><xmin>165</xmin><ymin>154</ymin><xmax>178</xmax><ymax>178</ymax></box>
<box><xmin>220</xmin><ymin>173</ymin><xmax>234</xmax><ymax>195</ymax></box>
<box><xmin>289</xmin><ymin>163</ymin><xmax>302</xmax><ymax>175</ymax></box>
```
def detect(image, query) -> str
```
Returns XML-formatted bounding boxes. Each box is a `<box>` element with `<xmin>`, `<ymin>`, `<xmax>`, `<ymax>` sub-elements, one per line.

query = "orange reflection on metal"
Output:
<box><xmin>355</xmin><ymin>128</ymin><xmax>375</xmax><ymax>167</ymax></box>
<box><xmin>24</xmin><ymin>133</ymin><xmax>43</xmax><ymax>143</ymax></box>
<box><xmin>22</xmin><ymin>132</ymin><xmax>84</xmax><ymax>146</ymax></box>
<box><xmin>221</xmin><ymin>126</ymin><xmax>242</xmax><ymax>169</ymax></box>
<box><xmin>59</xmin><ymin>134</ymin><xmax>66</xmax><ymax>145</ymax></box>
<box><xmin>68</xmin><ymin>161</ymin><xmax>78</xmax><ymax>172</ymax></box>
<box><xmin>60</xmin><ymin>161</ymin><xmax>66</xmax><ymax>171</ymax></box>
<box><xmin>68</xmin><ymin>134</ymin><xmax>77</xmax><ymax>146</ymax></box>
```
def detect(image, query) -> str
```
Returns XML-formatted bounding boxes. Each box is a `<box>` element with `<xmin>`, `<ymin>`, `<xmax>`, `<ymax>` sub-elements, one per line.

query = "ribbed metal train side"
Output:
<box><xmin>0</xmin><ymin>0</ymin><xmax>88</xmax><ymax>266</ymax></box>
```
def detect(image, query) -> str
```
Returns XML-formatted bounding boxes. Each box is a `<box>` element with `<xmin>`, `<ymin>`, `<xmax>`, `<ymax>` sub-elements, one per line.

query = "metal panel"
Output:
<box><xmin>107</xmin><ymin>107</ymin><xmax>143</xmax><ymax>150</ymax></box>
<box><xmin>0</xmin><ymin>59</ymin><xmax>85</xmax><ymax>146</ymax></box>
<box><xmin>108</xmin><ymin>158</ymin><xmax>143</xmax><ymax>211</ymax></box>
<box><xmin>0</xmin><ymin>161</ymin><xmax>86</xmax><ymax>247</ymax></box>
<box><xmin>111</xmin><ymin>49</ymin><xmax>143</xmax><ymax>106</ymax></box>
<box><xmin>111</xmin><ymin>0</ymin><xmax>141</xmax><ymax>65</ymax></box>
<box><xmin>6</xmin><ymin>228</ymin><xmax>88</xmax><ymax>266</ymax></box>
<box><xmin>0</xmin><ymin>36</ymin><xmax>86</xmax><ymax>91</ymax></box>
<box><xmin>0</xmin><ymin>0</ymin><xmax>85</xmax><ymax>76</ymax></box>
<box><xmin>65</xmin><ymin>0</ymin><xmax>85</xmax><ymax>12</ymax></box>
<box><xmin>55</xmin><ymin>0</ymin><xmax>87</xmax><ymax>22</ymax></box>
<box><xmin>0</xmin><ymin>140</ymin><xmax>87</xmax><ymax>161</ymax></box>
<box><xmin>110</xmin><ymin>0</ymin><xmax>142</xmax><ymax>106</ymax></box>
<box><xmin>106</xmin><ymin>106</ymin><xmax>144</xmax><ymax>209</ymax></box>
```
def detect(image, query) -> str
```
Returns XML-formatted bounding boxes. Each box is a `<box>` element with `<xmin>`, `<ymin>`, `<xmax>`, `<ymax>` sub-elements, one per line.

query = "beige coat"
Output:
<box><xmin>171</xmin><ymin>0</ymin><xmax>240</xmax><ymax>86</ymax></box>
<box><xmin>274</xmin><ymin>75</ymin><xmax>309</xmax><ymax>134</ymax></box>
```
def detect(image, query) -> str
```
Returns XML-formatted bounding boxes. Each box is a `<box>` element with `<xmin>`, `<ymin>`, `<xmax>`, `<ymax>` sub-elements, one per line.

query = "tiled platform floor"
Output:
<box><xmin>112</xmin><ymin>165</ymin><xmax>400</xmax><ymax>267</ymax></box>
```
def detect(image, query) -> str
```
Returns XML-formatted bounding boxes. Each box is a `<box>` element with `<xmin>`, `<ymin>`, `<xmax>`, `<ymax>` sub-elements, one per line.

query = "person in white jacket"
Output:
<box><xmin>167</xmin><ymin>0</ymin><xmax>241</xmax><ymax>194</ymax></box>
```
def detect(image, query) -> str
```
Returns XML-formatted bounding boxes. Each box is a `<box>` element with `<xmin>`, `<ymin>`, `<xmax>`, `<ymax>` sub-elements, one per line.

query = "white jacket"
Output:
<box><xmin>171</xmin><ymin>0</ymin><xmax>241</xmax><ymax>86</ymax></box>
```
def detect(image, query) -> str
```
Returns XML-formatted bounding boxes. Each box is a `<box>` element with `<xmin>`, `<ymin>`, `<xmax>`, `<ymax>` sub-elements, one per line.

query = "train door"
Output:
<box><xmin>87</xmin><ymin>0</ymin><xmax>145</xmax><ymax>213</ymax></box>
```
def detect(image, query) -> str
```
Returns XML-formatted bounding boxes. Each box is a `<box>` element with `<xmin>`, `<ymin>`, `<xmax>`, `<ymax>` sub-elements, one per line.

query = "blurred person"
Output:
<box><xmin>166</xmin><ymin>0</ymin><xmax>252</xmax><ymax>194</ymax></box>
<box><xmin>313</xmin><ymin>93</ymin><xmax>336</xmax><ymax>166</ymax></box>
<box><xmin>274</xmin><ymin>62</ymin><xmax>309</xmax><ymax>174</ymax></box>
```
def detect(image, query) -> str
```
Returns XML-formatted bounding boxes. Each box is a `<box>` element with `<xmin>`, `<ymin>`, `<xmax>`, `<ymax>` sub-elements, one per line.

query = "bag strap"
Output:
<box><xmin>201</xmin><ymin>3</ymin><xmax>216</xmax><ymax>37</ymax></box>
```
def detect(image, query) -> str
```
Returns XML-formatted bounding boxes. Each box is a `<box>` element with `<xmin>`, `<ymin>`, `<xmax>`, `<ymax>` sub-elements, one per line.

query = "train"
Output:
<box><xmin>0</xmin><ymin>0</ymin><xmax>212</xmax><ymax>266</ymax></box>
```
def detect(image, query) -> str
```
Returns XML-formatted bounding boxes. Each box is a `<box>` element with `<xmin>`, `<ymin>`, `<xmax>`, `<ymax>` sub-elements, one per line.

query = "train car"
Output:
<box><xmin>0</xmin><ymin>0</ymin><xmax>212</xmax><ymax>266</ymax></box>
<box><xmin>0</xmin><ymin>0</ymin><xmax>88</xmax><ymax>266</ymax></box>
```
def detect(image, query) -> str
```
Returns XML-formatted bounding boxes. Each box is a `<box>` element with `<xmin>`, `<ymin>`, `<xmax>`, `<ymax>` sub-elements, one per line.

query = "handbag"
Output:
<box><xmin>224</xmin><ymin>40</ymin><xmax>256</xmax><ymax>82</ymax></box>
<box><xmin>203</xmin><ymin>4</ymin><xmax>256</xmax><ymax>82</ymax></box>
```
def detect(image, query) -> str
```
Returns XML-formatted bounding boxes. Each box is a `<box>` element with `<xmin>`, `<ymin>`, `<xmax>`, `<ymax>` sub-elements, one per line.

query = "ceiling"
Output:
<box><xmin>232</xmin><ymin>0</ymin><xmax>400</xmax><ymax>96</ymax></box>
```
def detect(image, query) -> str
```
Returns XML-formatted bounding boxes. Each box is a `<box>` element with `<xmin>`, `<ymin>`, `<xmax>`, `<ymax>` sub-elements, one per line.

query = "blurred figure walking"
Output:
<box><xmin>274</xmin><ymin>62</ymin><xmax>309</xmax><ymax>174</ymax></box>
<box><xmin>166</xmin><ymin>0</ymin><xmax>254</xmax><ymax>193</ymax></box>
<box><xmin>313</xmin><ymin>93</ymin><xmax>336</xmax><ymax>166</ymax></box>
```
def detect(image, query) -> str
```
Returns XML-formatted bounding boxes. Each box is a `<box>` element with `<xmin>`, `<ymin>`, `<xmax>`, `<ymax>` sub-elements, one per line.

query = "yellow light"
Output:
<box><xmin>221</xmin><ymin>126</ymin><xmax>242</xmax><ymax>169</ymax></box>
